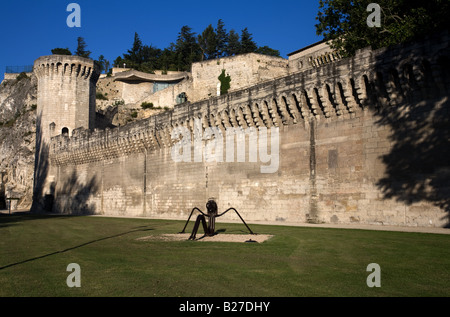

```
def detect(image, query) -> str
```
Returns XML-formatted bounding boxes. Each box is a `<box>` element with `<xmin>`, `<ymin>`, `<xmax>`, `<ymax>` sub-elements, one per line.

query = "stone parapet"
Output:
<box><xmin>34</xmin><ymin>55</ymin><xmax>100</xmax><ymax>82</ymax></box>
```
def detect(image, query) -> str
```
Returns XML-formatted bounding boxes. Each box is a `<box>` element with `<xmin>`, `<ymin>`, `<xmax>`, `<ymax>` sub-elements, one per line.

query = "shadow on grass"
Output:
<box><xmin>0</xmin><ymin>224</ymin><xmax>153</xmax><ymax>271</ymax></box>
<box><xmin>0</xmin><ymin>212</ymin><xmax>72</xmax><ymax>228</ymax></box>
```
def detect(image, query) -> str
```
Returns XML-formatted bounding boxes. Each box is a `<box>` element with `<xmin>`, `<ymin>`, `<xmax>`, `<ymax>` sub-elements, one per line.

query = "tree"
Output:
<box><xmin>225</xmin><ymin>29</ymin><xmax>240</xmax><ymax>56</ymax></box>
<box><xmin>198</xmin><ymin>24</ymin><xmax>217</xmax><ymax>60</ymax></box>
<box><xmin>215</xmin><ymin>19</ymin><xmax>228</xmax><ymax>58</ymax></box>
<box><xmin>51</xmin><ymin>48</ymin><xmax>72</xmax><ymax>55</ymax></box>
<box><xmin>239</xmin><ymin>28</ymin><xmax>257</xmax><ymax>54</ymax></box>
<box><xmin>315</xmin><ymin>0</ymin><xmax>450</xmax><ymax>57</ymax></box>
<box><xmin>256</xmin><ymin>46</ymin><xmax>280</xmax><ymax>57</ymax></box>
<box><xmin>96</xmin><ymin>55</ymin><xmax>110</xmax><ymax>74</ymax></box>
<box><xmin>160</xmin><ymin>45</ymin><xmax>178</xmax><ymax>72</ymax></box>
<box><xmin>75</xmin><ymin>37</ymin><xmax>91</xmax><ymax>58</ymax></box>
<box><xmin>117</xmin><ymin>33</ymin><xmax>164</xmax><ymax>73</ymax></box>
<box><xmin>138</xmin><ymin>45</ymin><xmax>163</xmax><ymax>73</ymax></box>
<box><xmin>126</xmin><ymin>32</ymin><xmax>144</xmax><ymax>66</ymax></box>
<box><xmin>175</xmin><ymin>25</ymin><xmax>202</xmax><ymax>71</ymax></box>
<box><xmin>111</xmin><ymin>21</ymin><xmax>281</xmax><ymax>71</ymax></box>
<box><xmin>114</xmin><ymin>56</ymin><xmax>125</xmax><ymax>68</ymax></box>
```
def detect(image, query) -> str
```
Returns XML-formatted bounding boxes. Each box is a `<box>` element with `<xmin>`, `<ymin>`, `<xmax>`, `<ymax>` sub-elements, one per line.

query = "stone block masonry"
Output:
<box><xmin>34</xmin><ymin>55</ymin><xmax>100</xmax><ymax>140</ymax></box>
<box><xmin>32</xmin><ymin>55</ymin><xmax>100</xmax><ymax>213</ymax></box>
<box><xmin>46</xmin><ymin>32</ymin><xmax>450</xmax><ymax>227</ymax></box>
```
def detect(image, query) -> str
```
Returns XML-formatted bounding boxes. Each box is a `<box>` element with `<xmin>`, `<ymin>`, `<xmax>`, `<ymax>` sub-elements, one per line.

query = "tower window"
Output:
<box><xmin>62</xmin><ymin>127</ymin><xmax>69</xmax><ymax>135</ymax></box>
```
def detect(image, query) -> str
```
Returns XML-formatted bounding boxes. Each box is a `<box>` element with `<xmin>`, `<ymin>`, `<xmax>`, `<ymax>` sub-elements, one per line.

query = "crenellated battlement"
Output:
<box><xmin>33</xmin><ymin>55</ymin><xmax>100</xmax><ymax>143</ymax></box>
<box><xmin>34</xmin><ymin>55</ymin><xmax>100</xmax><ymax>81</ymax></box>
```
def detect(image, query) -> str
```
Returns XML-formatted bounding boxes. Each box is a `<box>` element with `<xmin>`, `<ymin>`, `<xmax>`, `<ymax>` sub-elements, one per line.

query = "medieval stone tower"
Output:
<box><xmin>32</xmin><ymin>55</ymin><xmax>100</xmax><ymax>212</ymax></box>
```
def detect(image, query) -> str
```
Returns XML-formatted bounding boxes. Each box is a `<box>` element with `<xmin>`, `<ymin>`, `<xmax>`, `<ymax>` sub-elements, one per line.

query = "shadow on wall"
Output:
<box><xmin>31</xmin><ymin>114</ymin><xmax>50</xmax><ymax>213</ymax></box>
<box><xmin>54</xmin><ymin>170</ymin><xmax>99</xmax><ymax>215</ymax></box>
<box><xmin>367</xmin><ymin>32</ymin><xmax>450</xmax><ymax>227</ymax></box>
<box><xmin>31</xmin><ymin>114</ymin><xmax>99</xmax><ymax>215</ymax></box>
<box><xmin>0</xmin><ymin>180</ymin><xmax>5</xmax><ymax>210</ymax></box>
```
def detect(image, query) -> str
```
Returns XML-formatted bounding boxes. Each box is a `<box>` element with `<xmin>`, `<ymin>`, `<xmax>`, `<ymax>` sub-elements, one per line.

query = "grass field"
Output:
<box><xmin>0</xmin><ymin>213</ymin><xmax>449</xmax><ymax>297</ymax></box>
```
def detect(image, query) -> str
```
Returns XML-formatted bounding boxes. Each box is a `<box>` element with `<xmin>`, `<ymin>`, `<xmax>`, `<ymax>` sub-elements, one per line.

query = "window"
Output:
<box><xmin>153</xmin><ymin>82</ymin><xmax>174</xmax><ymax>93</ymax></box>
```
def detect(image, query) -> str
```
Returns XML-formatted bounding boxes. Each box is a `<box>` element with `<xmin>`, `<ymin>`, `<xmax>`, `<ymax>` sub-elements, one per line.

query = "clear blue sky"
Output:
<box><xmin>0</xmin><ymin>0</ymin><xmax>323</xmax><ymax>80</ymax></box>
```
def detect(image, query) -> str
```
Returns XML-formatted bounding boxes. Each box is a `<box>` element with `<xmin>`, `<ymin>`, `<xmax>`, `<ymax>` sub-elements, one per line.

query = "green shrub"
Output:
<box><xmin>130</xmin><ymin>111</ymin><xmax>138</xmax><ymax>118</ymax></box>
<box><xmin>96</xmin><ymin>92</ymin><xmax>108</xmax><ymax>100</ymax></box>
<box><xmin>141</xmin><ymin>102</ymin><xmax>154</xmax><ymax>109</ymax></box>
<box><xmin>218</xmin><ymin>69</ymin><xmax>231</xmax><ymax>95</ymax></box>
<box><xmin>16</xmin><ymin>72</ymin><xmax>29</xmax><ymax>82</ymax></box>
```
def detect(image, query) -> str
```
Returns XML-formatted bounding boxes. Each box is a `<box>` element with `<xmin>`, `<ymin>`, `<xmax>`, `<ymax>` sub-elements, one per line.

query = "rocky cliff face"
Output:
<box><xmin>0</xmin><ymin>74</ymin><xmax>37</xmax><ymax>210</ymax></box>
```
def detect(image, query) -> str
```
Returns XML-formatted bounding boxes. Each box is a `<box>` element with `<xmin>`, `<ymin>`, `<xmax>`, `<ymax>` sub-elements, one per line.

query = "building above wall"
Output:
<box><xmin>112</xmin><ymin>69</ymin><xmax>189</xmax><ymax>105</ymax></box>
<box><xmin>288</xmin><ymin>40</ymin><xmax>342</xmax><ymax>72</ymax></box>
<box><xmin>98</xmin><ymin>43</ymin><xmax>339</xmax><ymax>112</ymax></box>
<box><xmin>114</xmin><ymin>69</ymin><xmax>189</xmax><ymax>83</ymax></box>
<box><xmin>191</xmin><ymin>53</ymin><xmax>289</xmax><ymax>102</ymax></box>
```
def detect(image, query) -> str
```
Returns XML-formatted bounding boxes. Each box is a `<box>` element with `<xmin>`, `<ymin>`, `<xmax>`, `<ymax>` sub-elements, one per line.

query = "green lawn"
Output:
<box><xmin>0</xmin><ymin>213</ymin><xmax>449</xmax><ymax>297</ymax></box>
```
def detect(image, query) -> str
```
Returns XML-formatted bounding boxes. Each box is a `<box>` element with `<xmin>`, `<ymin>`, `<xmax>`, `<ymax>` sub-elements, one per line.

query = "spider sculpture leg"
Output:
<box><xmin>189</xmin><ymin>214</ymin><xmax>209</xmax><ymax>240</ymax></box>
<box><xmin>179</xmin><ymin>207</ymin><xmax>205</xmax><ymax>234</ymax></box>
<box><xmin>217</xmin><ymin>208</ymin><xmax>254</xmax><ymax>234</ymax></box>
<box><xmin>207</xmin><ymin>215</ymin><xmax>216</xmax><ymax>236</ymax></box>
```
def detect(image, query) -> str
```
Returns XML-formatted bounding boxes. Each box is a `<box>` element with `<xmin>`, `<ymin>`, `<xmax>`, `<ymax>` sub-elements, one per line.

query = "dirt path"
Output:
<box><xmin>137</xmin><ymin>233</ymin><xmax>273</xmax><ymax>243</ymax></box>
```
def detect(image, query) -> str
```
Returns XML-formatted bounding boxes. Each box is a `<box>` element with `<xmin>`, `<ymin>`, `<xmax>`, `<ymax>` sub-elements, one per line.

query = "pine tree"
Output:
<box><xmin>175</xmin><ymin>25</ymin><xmax>202</xmax><ymax>71</ymax></box>
<box><xmin>96</xmin><ymin>55</ymin><xmax>110</xmax><ymax>74</ymax></box>
<box><xmin>113</xmin><ymin>56</ymin><xmax>125</xmax><ymax>68</ymax></box>
<box><xmin>128</xmin><ymin>32</ymin><xmax>143</xmax><ymax>65</ymax></box>
<box><xmin>239</xmin><ymin>28</ymin><xmax>257</xmax><ymax>54</ymax></box>
<box><xmin>198</xmin><ymin>24</ymin><xmax>217</xmax><ymax>60</ymax></box>
<box><xmin>75</xmin><ymin>37</ymin><xmax>91</xmax><ymax>58</ymax></box>
<box><xmin>215</xmin><ymin>19</ymin><xmax>228</xmax><ymax>58</ymax></box>
<box><xmin>225</xmin><ymin>29</ymin><xmax>240</xmax><ymax>56</ymax></box>
<box><xmin>160</xmin><ymin>45</ymin><xmax>178</xmax><ymax>72</ymax></box>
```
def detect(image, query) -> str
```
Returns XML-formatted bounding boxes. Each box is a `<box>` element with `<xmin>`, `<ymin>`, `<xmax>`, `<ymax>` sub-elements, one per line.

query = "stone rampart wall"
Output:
<box><xmin>48</xmin><ymin>32</ymin><xmax>450</xmax><ymax>227</ymax></box>
<box><xmin>3</xmin><ymin>72</ymin><xmax>33</xmax><ymax>80</ymax></box>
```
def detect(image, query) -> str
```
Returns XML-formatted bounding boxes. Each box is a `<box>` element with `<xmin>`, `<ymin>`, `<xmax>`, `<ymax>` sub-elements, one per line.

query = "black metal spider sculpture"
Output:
<box><xmin>179</xmin><ymin>198</ymin><xmax>255</xmax><ymax>240</ymax></box>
